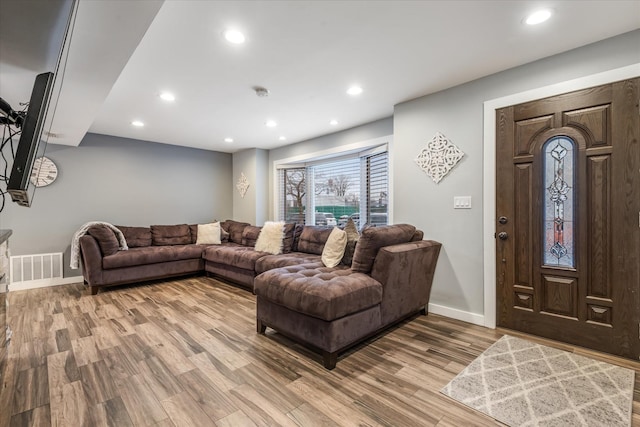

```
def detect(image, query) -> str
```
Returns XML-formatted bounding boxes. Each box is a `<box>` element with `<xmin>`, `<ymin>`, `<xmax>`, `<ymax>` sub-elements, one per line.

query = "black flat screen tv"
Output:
<box><xmin>7</xmin><ymin>72</ymin><xmax>55</xmax><ymax>207</ymax></box>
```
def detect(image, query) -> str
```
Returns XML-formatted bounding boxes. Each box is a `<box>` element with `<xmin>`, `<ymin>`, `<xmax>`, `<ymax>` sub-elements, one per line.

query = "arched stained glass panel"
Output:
<box><xmin>542</xmin><ymin>136</ymin><xmax>576</xmax><ymax>268</ymax></box>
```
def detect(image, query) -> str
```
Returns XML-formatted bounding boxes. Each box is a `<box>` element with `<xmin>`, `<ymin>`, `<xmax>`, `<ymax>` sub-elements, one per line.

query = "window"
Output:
<box><xmin>542</xmin><ymin>136</ymin><xmax>576</xmax><ymax>268</ymax></box>
<box><xmin>277</xmin><ymin>145</ymin><xmax>389</xmax><ymax>229</ymax></box>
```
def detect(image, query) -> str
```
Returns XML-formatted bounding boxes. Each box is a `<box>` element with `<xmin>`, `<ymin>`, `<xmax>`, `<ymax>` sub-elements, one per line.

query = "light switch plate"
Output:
<box><xmin>454</xmin><ymin>196</ymin><xmax>472</xmax><ymax>209</ymax></box>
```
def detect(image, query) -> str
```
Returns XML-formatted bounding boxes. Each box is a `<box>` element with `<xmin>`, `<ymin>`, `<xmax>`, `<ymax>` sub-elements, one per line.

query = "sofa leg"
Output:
<box><xmin>257</xmin><ymin>319</ymin><xmax>266</xmax><ymax>334</ymax></box>
<box><xmin>90</xmin><ymin>286</ymin><xmax>99</xmax><ymax>296</ymax></box>
<box><xmin>322</xmin><ymin>351</ymin><xmax>337</xmax><ymax>370</ymax></box>
<box><xmin>420</xmin><ymin>306</ymin><xmax>427</xmax><ymax>315</ymax></box>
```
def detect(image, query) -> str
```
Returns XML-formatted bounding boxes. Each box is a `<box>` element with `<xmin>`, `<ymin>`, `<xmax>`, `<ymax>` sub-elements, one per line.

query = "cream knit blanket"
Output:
<box><xmin>70</xmin><ymin>221</ymin><xmax>128</xmax><ymax>269</ymax></box>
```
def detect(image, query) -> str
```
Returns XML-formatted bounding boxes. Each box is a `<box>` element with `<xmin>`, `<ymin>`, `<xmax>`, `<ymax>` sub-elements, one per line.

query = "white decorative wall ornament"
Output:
<box><xmin>415</xmin><ymin>132</ymin><xmax>465</xmax><ymax>184</ymax></box>
<box><xmin>236</xmin><ymin>172</ymin><xmax>250</xmax><ymax>198</ymax></box>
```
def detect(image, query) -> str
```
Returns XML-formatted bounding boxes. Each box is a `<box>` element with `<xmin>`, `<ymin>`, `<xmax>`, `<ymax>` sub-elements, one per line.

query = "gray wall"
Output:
<box><xmin>268</xmin><ymin>117</ymin><xmax>394</xmax><ymax>219</ymax></box>
<box><xmin>232</xmin><ymin>148</ymin><xmax>269</xmax><ymax>225</ymax></box>
<box><xmin>0</xmin><ymin>132</ymin><xmax>232</xmax><ymax>278</ymax></box>
<box><xmin>393</xmin><ymin>30</ymin><xmax>640</xmax><ymax>317</ymax></box>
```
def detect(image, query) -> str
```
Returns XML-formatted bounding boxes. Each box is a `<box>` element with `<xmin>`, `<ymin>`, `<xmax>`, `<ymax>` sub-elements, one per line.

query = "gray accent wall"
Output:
<box><xmin>393</xmin><ymin>30</ymin><xmax>640</xmax><ymax>317</ymax></box>
<box><xmin>0</xmin><ymin>132</ymin><xmax>232</xmax><ymax>278</ymax></box>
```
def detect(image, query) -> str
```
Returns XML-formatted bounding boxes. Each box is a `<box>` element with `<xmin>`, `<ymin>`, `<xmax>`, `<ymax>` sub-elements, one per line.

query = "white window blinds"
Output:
<box><xmin>277</xmin><ymin>145</ymin><xmax>389</xmax><ymax>229</ymax></box>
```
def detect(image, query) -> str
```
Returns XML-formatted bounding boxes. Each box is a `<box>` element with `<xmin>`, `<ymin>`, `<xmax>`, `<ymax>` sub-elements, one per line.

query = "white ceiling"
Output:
<box><xmin>2</xmin><ymin>1</ymin><xmax>639</xmax><ymax>153</ymax></box>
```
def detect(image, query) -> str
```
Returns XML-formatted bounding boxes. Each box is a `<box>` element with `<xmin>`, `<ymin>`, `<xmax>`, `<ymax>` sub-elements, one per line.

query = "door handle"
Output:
<box><xmin>498</xmin><ymin>232</ymin><xmax>508</xmax><ymax>240</ymax></box>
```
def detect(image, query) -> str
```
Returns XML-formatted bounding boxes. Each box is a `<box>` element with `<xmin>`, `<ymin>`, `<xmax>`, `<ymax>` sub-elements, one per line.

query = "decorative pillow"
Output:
<box><xmin>290</xmin><ymin>224</ymin><xmax>304</xmax><ymax>252</ymax></box>
<box><xmin>254</xmin><ymin>221</ymin><xmax>285</xmax><ymax>255</ymax></box>
<box><xmin>241</xmin><ymin>225</ymin><xmax>263</xmax><ymax>247</ymax></box>
<box><xmin>87</xmin><ymin>225</ymin><xmax>120</xmax><ymax>256</ymax></box>
<box><xmin>196</xmin><ymin>222</ymin><xmax>222</xmax><ymax>245</ymax></box>
<box><xmin>351</xmin><ymin>224</ymin><xmax>416</xmax><ymax>273</ymax></box>
<box><xmin>281</xmin><ymin>223</ymin><xmax>297</xmax><ymax>253</ymax></box>
<box><xmin>189</xmin><ymin>224</ymin><xmax>198</xmax><ymax>244</ymax></box>
<box><xmin>321</xmin><ymin>227</ymin><xmax>347</xmax><ymax>268</ymax></box>
<box><xmin>116</xmin><ymin>226</ymin><xmax>152</xmax><ymax>247</ymax></box>
<box><xmin>150</xmin><ymin>224</ymin><xmax>191</xmax><ymax>245</ymax></box>
<box><xmin>341</xmin><ymin>217</ymin><xmax>360</xmax><ymax>266</ymax></box>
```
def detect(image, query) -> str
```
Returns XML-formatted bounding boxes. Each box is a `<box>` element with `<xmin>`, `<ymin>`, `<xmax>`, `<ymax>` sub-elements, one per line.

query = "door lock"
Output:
<box><xmin>498</xmin><ymin>216</ymin><xmax>508</xmax><ymax>224</ymax></box>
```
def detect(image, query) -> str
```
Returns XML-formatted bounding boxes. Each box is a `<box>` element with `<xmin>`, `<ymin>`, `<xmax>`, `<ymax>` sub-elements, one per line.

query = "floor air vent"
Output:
<box><xmin>10</xmin><ymin>252</ymin><xmax>63</xmax><ymax>289</ymax></box>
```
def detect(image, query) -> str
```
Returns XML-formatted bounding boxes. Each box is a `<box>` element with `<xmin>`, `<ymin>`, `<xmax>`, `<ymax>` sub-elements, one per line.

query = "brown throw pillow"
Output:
<box><xmin>351</xmin><ymin>224</ymin><xmax>416</xmax><ymax>273</ymax></box>
<box><xmin>150</xmin><ymin>224</ymin><xmax>191</xmax><ymax>245</ymax></box>
<box><xmin>282</xmin><ymin>223</ymin><xmax>297</xmax><ymax>253</ymax></box>
<box><xmin>87</xmin><ymin>225</ymin><xmax>120</xmax><ymax>256</ymax></box>
<box><xmin>341</xmin><ymin>217</ymin><xmax>360</xmax><ymax>266</ymax></box>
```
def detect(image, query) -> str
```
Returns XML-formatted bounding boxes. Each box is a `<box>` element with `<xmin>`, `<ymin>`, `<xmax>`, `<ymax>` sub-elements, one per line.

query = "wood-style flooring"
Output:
<box><xmin>1</xmin><ymin>276</ymin><xmax>638</xmax><ymax>427</ymax></box>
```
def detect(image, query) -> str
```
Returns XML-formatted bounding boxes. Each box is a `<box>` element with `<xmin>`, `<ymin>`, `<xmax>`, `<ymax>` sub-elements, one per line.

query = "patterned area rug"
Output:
<box><xmin>441</xmin><ymin>335</ymin><xmax>635</xmax><ymax>426</ymax></box>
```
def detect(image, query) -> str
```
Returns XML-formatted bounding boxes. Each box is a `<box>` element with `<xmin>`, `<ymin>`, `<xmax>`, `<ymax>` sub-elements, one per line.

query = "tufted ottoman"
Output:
<box><xmin>254</xmin><ymin>263</ymin><xmax>383</xmax><ymax>369</ymax></box>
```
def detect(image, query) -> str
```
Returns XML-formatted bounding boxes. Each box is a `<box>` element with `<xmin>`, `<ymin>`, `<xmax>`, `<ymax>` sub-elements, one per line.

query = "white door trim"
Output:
<box><xmin>482</xmin><ymin>63</ymin><xmax>640</xmax><ymax>329</ymax></box>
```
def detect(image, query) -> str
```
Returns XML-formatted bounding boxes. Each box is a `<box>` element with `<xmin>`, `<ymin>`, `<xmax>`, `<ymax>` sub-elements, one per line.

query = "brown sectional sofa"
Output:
<box><xmin>79</xmin><ymin>220</ymin><xmax>442</xmax><ymax>369</ymax></box>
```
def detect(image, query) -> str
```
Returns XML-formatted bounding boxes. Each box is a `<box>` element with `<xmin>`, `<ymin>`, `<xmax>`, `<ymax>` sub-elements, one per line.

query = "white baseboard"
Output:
<box><xmin>9</xmin><ymin>275</ymin><xmax>84</xmax><ymax>292</ymax></box>
<box><xmin>428</xmin><ymin>303</ymin><xmax>486</xmax><ymax>327</ymax></box>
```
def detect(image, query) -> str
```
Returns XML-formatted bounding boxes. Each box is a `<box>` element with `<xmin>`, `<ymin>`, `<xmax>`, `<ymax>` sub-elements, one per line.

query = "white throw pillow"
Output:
<box><xmin>196</xmin><ymin>222</ymin><xmax>222</xmax><ymax>245</ymax></box>
<box><xmin>254</xmin><ymin>221</ymin><xmax>285</xmax><ymax>255</ymax></box>
<box><xmin>322</xmin><ymin>227</ymin><xmax>347</xmax><ymax>268</ymax></box>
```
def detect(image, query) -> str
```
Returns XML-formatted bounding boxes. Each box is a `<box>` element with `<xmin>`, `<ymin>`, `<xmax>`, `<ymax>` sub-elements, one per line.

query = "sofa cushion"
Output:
<box><xmin>87</xmin><ymin>225</ymin><xmax>120</xmax><ymax>256</ymax></box>
<box><xmin>102</xmin><ymin>244</ymin><xmax>207</xmax><ymax>269</ymax></box>
<box><xmin>290</xmin><ymin>224</ymin><xmax>304</xmax><ymax>252</ymax></box>
<box><xmin>321</xmin><ymin>227</ymin><xmax>347</xmax><ymax>268</ymax></box>
<box><xmin>411</xmin><ymin>230</ymin><xmax>424</xmax><ymax>241</ymax></box>
<box><xmin>151</xmin><ymin>224</ymin><xmax>191</xmax><ymax>245</ymax></box>
<box><xmin>254</xmin><ymin>264</ymin><xmax>382</xmax><ymax>321</ymax></box>
<box><xmin>255</xmin><ymin>252</ymin><xmax>323</xmax><ymax>274</ymax></box>
<box><xmin>221</xmin><ymin>220</ymin><xmax>250</xmax><ymax>244</ymax></box>
<box><xmin>202</xmin><ymin>245</ymin><xmax>267</xmax><ymax>271</ymax></box>
<box><xmin>351</xmin><ymin>224</ymin><xmax>417</xmax><ymax>273</ymax></box>
<box><xmin>254</xmin><ymin>221</ymin><xmax>285</xmax><ymax>255</ymax></box>
<box><xmin>116</xmin><ymin>226</ymin><xmax>152</xmax><ymax>248</ymax></box>
<box><xmin>297</xmin><ymin>226</ymin><xmax>333</xmax><ymax>255</ymax></box>
<box><xmin>196</xmin><ymin>222</ymin><xmax>222</xmax><ymax>245</ymax></box>
<box><xmin>241</xmin><ymin>225</ymin><xmax>262</xmax><ymax>247</ymax></box>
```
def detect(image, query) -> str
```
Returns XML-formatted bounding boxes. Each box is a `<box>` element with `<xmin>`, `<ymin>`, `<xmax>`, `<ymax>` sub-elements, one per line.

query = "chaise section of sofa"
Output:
<box><xmin>254</xmin><ymin>224</ymin><xmax>442</xmax><ymax>369</ymax></box>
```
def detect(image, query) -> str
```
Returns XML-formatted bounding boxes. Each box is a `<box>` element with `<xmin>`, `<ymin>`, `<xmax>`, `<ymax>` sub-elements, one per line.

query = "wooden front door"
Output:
<box><xmin>496</xmin><ymin>79</ymin><xmax>640</xmax><ymax>360</ymax></box>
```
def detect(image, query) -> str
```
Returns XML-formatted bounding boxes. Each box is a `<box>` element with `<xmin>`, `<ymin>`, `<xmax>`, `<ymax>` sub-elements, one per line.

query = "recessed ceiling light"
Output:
<box><xmin>347</xmin><ymin>85</ymin><xmax>363</xmax><ymax>96</ymax></box>
<box><xmin>279</xmin><ymin>136</ymin><xmax>287</xmax><ymax>141</ymax></box>
<box><xmin>266</xmin><ymin>120</ymin><xmax>277</xmax><ymax>128</ymax></box>
<box><xmin>224</xmin><ymin>29</ymin><xmax>245</xmax><ymax>44</ymax></box>
<box><xmin>224</xmin><ymin>137</ymin><xmax>234</xmax><ymax>143</ymax></box>
<box><xmin>329</xmin><ymin>119</ymin><xmax>338</xmax><ymax>126</ymax></box>
<box><xmin>131</xmin><ymin>120</ymin><xmax>144</xmax><ymax>127</ymax></box>
<box><xmin>525</xmin><ymin>9</ymin><xmax>552</xmax><ymax>25</ymax></box>
<box><xmin>160</xmin><ymin>92</ymin><xmax>175</xmax><ymax>101</ymax></box>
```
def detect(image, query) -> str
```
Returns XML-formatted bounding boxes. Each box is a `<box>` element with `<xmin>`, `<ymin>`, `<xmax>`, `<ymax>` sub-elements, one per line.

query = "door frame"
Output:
<box><xmin>482</xmin><ymin>63</ymin><xmax>640</xmax><ymax>329</ymax></box>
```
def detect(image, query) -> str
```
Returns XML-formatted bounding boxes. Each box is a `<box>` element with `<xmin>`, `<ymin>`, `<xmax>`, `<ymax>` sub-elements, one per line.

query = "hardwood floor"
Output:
<box><xmin>1</xmin><ymin>276</ymin><xmax>638</xmax><ymax>427</ymax></box>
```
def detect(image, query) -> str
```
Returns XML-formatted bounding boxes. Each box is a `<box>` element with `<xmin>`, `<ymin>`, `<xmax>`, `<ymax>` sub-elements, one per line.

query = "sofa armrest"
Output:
<box><xmin>79</xmin><ymin>234</ymin><xmax>104</xmax><ymax>286</ymax></box>
<box><xmin>370</xmin><ymin>240</ymin><xmax>442</xmax><ymax>325</ymax></box>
